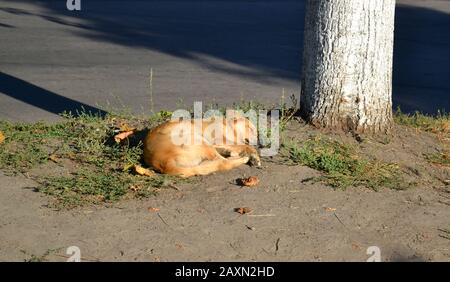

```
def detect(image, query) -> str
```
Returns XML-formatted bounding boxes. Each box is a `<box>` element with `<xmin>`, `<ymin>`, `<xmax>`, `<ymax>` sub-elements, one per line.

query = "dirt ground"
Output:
<box><xmin>1</xmin><ymin>0</ymin><xmax>450</xmax><ymax>263</ymax></box>
<box><xmin>1</xmin><ymin>121</ymin><xmax>449</xmax><ymax>262</ymax></box>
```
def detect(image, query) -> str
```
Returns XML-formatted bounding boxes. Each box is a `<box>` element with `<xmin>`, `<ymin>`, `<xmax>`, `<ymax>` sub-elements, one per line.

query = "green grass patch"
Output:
<box><xmin>394</xmin><ymin>109</ymin><xmax>450</xmax><ymax>168</ymax></box>
<box><xmin>0</xmin><ymin>110</ymin><xmax>176</xmax><ymax>208</ymax></box>
<box><xmin>0</xmin><ymin>121</ymin><xmax>71</xmax><ymax>171</ymax></box>
<box><xmin>20</xmin><ymin>248</ymin><xmax>62</xmax><ymax>262</ymax></box>
<box><xmin>38</xmin><ymin>168</ymin><xmax>170</xmax><ymax>209</ymax></box>
<box><xmin>425</xmin><ymin>151</ymin><xmax>450</xmax><ymax>167</ymax></box>
<box><xmin>282</xmin><ymin>136</ymin><xmax>408</xmax><ymax>190</ymax></box>
<box><xmin>394</xmin><ymin>108</ymin><xmax>450</xmax><ymax>135</ymax></box>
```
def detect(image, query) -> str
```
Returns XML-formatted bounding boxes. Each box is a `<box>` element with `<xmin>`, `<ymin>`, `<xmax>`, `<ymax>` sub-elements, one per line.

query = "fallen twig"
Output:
<box><xmin>333</xmin><ymin>212</ymin><xmax>346</xmax><ymax>227</ymax></box>
<box><xmin>275</xmin><ymin>238</ymin><xmax>280</xmax><ymax>254</ymax></box>
<box><xmin>168</xmin><ymin>184</ymin><xmax>181</xmax><ymax>191</ymax></box>
<box><xmin>157</xmin><ymin>212</ymin><xmax>170</xmax><ymax>227</ymax></box>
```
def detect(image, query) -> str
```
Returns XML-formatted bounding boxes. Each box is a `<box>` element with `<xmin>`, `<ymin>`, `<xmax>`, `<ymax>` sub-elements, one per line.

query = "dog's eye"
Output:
<box><xmin>244</xmin><ymin>138</ymin><xmax>249</xmax><ymax>144</ymax></box>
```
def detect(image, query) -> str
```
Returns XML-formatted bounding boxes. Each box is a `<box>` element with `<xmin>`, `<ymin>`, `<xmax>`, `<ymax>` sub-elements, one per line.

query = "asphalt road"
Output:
<box><xmin>0</xmin><ymin>0</ymin><xmax>449</xmax><ymax>122</ymax></box>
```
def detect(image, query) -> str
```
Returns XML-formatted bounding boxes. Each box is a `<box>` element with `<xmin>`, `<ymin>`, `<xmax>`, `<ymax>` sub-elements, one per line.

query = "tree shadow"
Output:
<box><xmin>394</xmin><ymin>5</ymin><xmax>450</xmax><ymax>114</ymax></box>
<box><xmin>1</xmin><ymin>1</ymin><xmax>449</xmax><ymax>114</ymax></box>
<box><xmin>0</xmin><ymin>22</ymin><xmax>14</xmax><ymax>28</ymax></box>
<box><xmin>1</xmin><ymin>1</ymin><xmax>304</xmax><ymax>82</ymax></box>
<box><xmin>388</xmin><ymin>251</ymin><xmax>428</xmax><ymax>262</ymax></box>
<box><xmin>0</xmin><ymin>72</ymin><xmax>107</xmax><ymax>117</ymax></box>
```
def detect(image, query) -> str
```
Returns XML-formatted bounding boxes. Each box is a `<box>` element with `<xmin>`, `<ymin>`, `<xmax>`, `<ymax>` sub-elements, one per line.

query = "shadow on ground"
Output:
<box><xmin>1</xmin><ymin>0</ymin><xmax>449</xmax><ymax>114</ymax></box>
<box><xmin>393</xmin><ymin>4</ymin><xmax>450</xmax><ymax>113</ymax></box>
<box><xmin>0</xmin><ymin>72</ymin><xmax>107</xmax><ymax>117</ymax></box>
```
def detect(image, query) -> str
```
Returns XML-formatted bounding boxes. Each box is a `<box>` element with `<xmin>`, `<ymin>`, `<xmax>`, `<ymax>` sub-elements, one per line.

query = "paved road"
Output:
<box><xmin>0</xmin><ymin>0</ymin><xmax>449</xmax><ymax>122</ymax></box>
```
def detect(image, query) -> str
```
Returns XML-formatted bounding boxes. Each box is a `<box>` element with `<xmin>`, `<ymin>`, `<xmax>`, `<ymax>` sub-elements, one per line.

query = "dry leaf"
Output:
<box><xmin>119</xmin><ymin>124</ymin><xmax>136</xmax><ymax>132</ymax></box>
<box><xmin>240</xmin><ymin>176</ymin><xmax>260</xmax><ymax>187</ymax></box>
<box><xmin>122</xmin><ymin>163</ymin><xmax>134</xmax><ymax>172</ymax></box>
<box><xmin>134</xmin><ymin>165</ymin><xmax>155</xmax><ymax>177</ymax></box>
<box><xmin>48</xmin><ymin>154</ymin><xmax>59</xmax><ymax>163</ymax></box>
<box><xmin>235</xmin><ymin>207</ymin><xmax>253</xmax><ymax>215</ymax></box>
<box><xmin>324</xmin><ymin>207</ymin><xmax>337</xmax><ymax>212</ymax></box>
<box><xmin>66</xmin><ymin>152</ymin><xmax>76</xmax><ymax>160</ymax></box>
<box><xmin>114</xmin><ymin>130</ymin><xmax>134</xmax><ymax>143</ymax></box>
<box><xmin>148</xmin><ymin>207</ymin><xmax>160</xmax><ymax>212</ymax></box>
<box><xmin>129</xmin><ymin>185</ymin><xmax>141</xmax><ymax>192</ymax></box>
<box><xmin>0</xmin><ymin>131</ymin><xmax>5</xmax><ymax>144</ymax></box>
<box><xmin>351</xmin><ymin>243</ymin><xmax>361</xmax><ymax>250</ymax></box>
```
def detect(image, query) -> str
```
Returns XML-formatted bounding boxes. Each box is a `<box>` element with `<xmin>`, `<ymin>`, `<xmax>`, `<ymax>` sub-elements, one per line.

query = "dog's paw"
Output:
<box><xmin>241</xmin><ymin>156</ymin><xmax>250</xmax><ymax>164</ymax></box>
<box><xmin>248</xmin><ymin>153</ymin><xmax>261</xmax><ymax>167</ymax></box>
<box><xmin>229</xmin><ymin>156</ymin><xmax>250</xmax><ymax>164</ymax></box>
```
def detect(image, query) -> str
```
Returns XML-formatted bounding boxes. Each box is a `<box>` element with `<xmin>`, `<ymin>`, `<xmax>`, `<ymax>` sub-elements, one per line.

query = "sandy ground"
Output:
<box><xmin>1</xmin><ymin>121</ymin><xmax>450</xmax><ymax>262</ymax></box>
<box><xmin>1</xmin><ymin>0</ymin><xmax>450</xmax><ymax>262</ymax></box>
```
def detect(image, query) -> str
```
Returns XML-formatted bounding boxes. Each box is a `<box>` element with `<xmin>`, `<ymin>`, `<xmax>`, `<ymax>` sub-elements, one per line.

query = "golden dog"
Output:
<box><xmin>143</xmin><ymin>114</ymin><xmax>260</xmax><ymax>177</ymax></box>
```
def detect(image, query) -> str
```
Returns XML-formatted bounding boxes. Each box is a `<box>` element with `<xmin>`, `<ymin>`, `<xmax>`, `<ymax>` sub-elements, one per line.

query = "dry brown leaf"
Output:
<box><xmin>134</xmin><ymin>165</ymin><xmax>155</xmax><ymax>177</ymax></box>
<box><xmin>351</xmin><ymin>243</ymin><xmax>361</xmax><ymax>250</ymax></box>
<box><xmin>324</xmin><ymin>207</ymin><xmax>337</xmax><ymax>212</ymax></box>
<box><xmin>48</xmin><ymin>154</ymin><xmax>59</xmax><ymax>163</ymax></box>
<box><xmin>119</xmin><ymin>124</ymin><xmax>136</xmax><ymax>132</ymax></box>
<box><xmin>122</xmin><ymin>163</ymin><xmax>134</xmax><ymax>172</ymax></box>
<box><xmin>114</xmin><ymin>130</ymin><xmax>134</xmax><ymax>143</ymax></box>
<box><xmin>129</xmin><ymin>185</ymin><xmax>142</xmax><ymax>192</ymax></box>
<box><xmin>148</xmin><ymin>207</ymin><xmax>160</xmax><ymax>212</ymax></box>
<box><xmin>0</xmin><ymin>131</ymin><xmax>5</xmax><ymax>144</ymax></box>
<box><xmin>65</xmin><ymin>152</ymin><xmax>76</xmax><ymax>160</ymax></box>
<box><xmin>235</xmin><ymin>207</ymin><xmax>253</xmax><ymax>215</ymax></box>
<box><xmin>240</xmin><ymin>176</ymin><xmax>260</xmax><ymax>187</ymax></box>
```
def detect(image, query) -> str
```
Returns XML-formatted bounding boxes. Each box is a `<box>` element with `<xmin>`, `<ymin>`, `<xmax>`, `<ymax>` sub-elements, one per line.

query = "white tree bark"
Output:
<box><xmin>300</xmin><ymin>0</ymin><xmax>396</xmax><ymax>134</ymax></box>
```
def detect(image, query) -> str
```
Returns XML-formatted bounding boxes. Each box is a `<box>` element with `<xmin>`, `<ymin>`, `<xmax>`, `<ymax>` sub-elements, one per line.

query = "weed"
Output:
<box><xmin>395</xmin><ymin>109</ymin><xmax>450</xmax><ymax>168</ymax></box>
<box><xmin>394</xmin><ymin>108</ymin><xmax>450</xmax><ymax>136</ymax></box>
<box><xmin>39</xmin><ymin>169</ymin><xmax>131</xmax><ymax>208</ymax></box>
<box><xmin>0</xmin><ymin>110</ymin><xmax>177</xmax><ymax>208</ymax></box>
<box><xmin>425</xmin><ymin>151</ymin><xmax>450</xmax><ymax>167</ymax></box>
<box><xmin>149</xmin><ymin>67</ymin><xmax>154</xmax><ymax>115</ymax></box>
<box><xmin>0</xmin><ymin>121</ymin><xmax>70</xmax><ymax>171</ymax></box>
<box><xmin>21</xmin><ymin>248</ymin><xmax>61</xmax><ymax>262</ymax></box>
<box><xmin>278</xmin><ymin>92</ymin><xmax>298</xmax><ymax>131</ymax></box>
<box><xmin>282</xmin><ymin>136</ymin><xmax>408</xmax><ymax>190</ymax></box>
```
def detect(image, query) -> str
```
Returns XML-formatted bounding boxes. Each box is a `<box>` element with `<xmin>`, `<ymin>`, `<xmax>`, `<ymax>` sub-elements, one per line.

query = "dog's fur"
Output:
<box><xmin>143</xmin><ymin>115</ymin><xmax>260</xmax><ymax>177</ymax></box>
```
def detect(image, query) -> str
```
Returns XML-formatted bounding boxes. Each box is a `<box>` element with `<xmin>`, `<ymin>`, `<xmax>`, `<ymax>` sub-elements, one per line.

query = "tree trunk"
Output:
<box><xmin>300</xmin><ymin>0</ymin><xmax>396</xmax><ymax>134</ymax></box>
